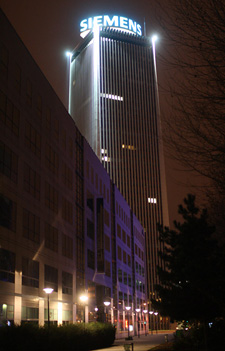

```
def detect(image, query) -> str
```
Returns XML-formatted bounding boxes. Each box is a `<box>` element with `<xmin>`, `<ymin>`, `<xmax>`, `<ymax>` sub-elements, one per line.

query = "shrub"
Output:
<box><xmin>0</xmin><ymin>322</ymin><xmax>116</xmax><ymax>351</ymax></box>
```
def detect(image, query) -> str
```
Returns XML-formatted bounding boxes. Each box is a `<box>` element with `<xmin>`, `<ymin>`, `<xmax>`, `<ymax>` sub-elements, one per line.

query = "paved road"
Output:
<box><xmin>93</xmin><ymin>331</ymin><xmax>175</xmax><ymax>351</ymax></box>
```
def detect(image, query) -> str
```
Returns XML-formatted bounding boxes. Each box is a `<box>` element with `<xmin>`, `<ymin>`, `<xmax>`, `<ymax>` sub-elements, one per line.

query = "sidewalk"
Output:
<box><xmin>93</xmin><ymin>330</ymin><xmax>175</xmax><ymax>351</ymax></box>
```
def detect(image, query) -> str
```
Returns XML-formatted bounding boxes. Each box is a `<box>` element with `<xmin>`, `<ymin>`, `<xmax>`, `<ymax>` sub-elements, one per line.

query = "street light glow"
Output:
<box><xmin>43</xmin><ymin>288</ymin><xmax>54</xmax><ymax>294</ymax></box>
<box><xmin>80</xmin><ymin>295</ymin><xmax>88</xmax><ymax>302</ymax></box>
<box><xmin>66</xmin><ymin>51</ymin><xmax>72</xmax><ymax>57</ymax></box>
<box><xmin>152</xmin><ymin>34</ymin><xmax>158</xmax><ymax>44</ymax></box>
<box><xmin>104</xmin><ymin>301</ymin><xmax>110</xmax><ymax>307</ymax></box>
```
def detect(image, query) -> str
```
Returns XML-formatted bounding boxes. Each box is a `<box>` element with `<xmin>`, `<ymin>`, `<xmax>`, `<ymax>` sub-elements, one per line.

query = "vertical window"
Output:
<box><xmin>87</xmin><ymin>219</ymin><xmax>94</xmax><ymax>239</ymax></box>
<box><xmin>95</xmin><ymin>173</ymin><xmax>98</xmax><ymax>190</ymax></box>
<box><xmin>62</xmin><ymin>197</ymin><xmax>73</xmax><ymax>224</ymax></box>
<box><xmin>0</xmin><ymin>91</ymin><xmax>20</xmax><ymax>136</ymax></box>
<box><xmin>123</xmin><ymin>250</ymin><xmax>127</xmax><ymax>264</ymax></box>
<box><xmin>44</xmin><ymin>222</ymin><xmax>58</xmax><ymax>252</ymax></box>
<box><xmin>105</xmin><ymin>260</ymin><xmax>111</xmax><ymax>277</ymax></box>
<box><xmin>36</xmin><ymin>94</ymin><xmax>42</xmax><ymax>120</ymax></box>
<box><xmin>87</xmin><ymin>191</ymin><xmax>94</xmax><ymax>211</ymax></box>
<box><xmin>87</xmin><ymin>249</ymin><xmax>95</xmax><ymax>270</ymax></box>
<box><xmin>62</xmin><ymin>163</ymin><xmax>73</xmax><ymax>190</ymax></box>
<box><xmin>23</xmin><ymin>209</ymin><xmax>40</xmax><ymax>243</ymax></box>
<box><xmin>25</xmin><ymin>121</ymin><xmax>41</xmax><ymax>157</ymax></box>
<box><xmin>91</xmin><ymin>167</ymin><xmax>94</xmax><ymax>184</ymax></box>
<box><xmin>105</xmin><ymin>235</ymin><xmax>110</xmax><ymax>252</ymax></box>
<box><xmin>0</xmin><ymin>141</ymin><xmax>18</xmax><ymax>183</ymax></box>
<box><xmin>62</xmin><ymin>234</ymin><xmax>73</xmax><ymax>259</ymax></box>
<box><xmin>46</xmin><ymin>107</ymin><xmax>51</xmax><ymax>129</ymax></box>
<box><xmin>0</xmin><ymin>194</ymin><xmax>17</xmax><ymax>232</ymax></box>
<box><xmin>117</xmin><ymin>246</ymin><xmax>122</xmax><ymax>260</ymax></box>
<box><xmin>62</xmin><ymin>271</ymin><xmax>73</xmax><ymax>295</ymax></box>
<box><xmin>45</xmin><ymin>182</ymin><xmax>58</xmax><ymax>213</ymax></box>
<box><xmin>44</xmin><ymin>264</ymin><xmax>58</xmax><ymax>292</ymax></box>
<box><xmin>24</xmin><ymin>163</ymin><xmax>40</xmax><ymax>200</ymax></box>
<box><xmin>124</xmin><ymin>272</ymin><xmax>127</xmax><ymax>285</ymax></box>
<box><xmin>15</xmin><ymin>64</ymin><xmax>21</xmax><ymax>93</ymax></box>
<box><xmin>69</xmin><ymin>137</ymin><xmax>73</xmax><ymax>158</ymax></box>
<box><xmin>128</xmin><ymin>255</ymin><xmax>131</xmax><ymax>267</ymax></box>
<box><xmin>104</xmin><ymin>209</ymin><xmax>110</xmax><ymax>227</ymax></box>
<box><xmin>45</xmin><ymin>143</ymin><xmax>58</xmax><ymax>175</ymax></box>
<box><xmin>117</xmin><ymin>224</ymin><xmax>121</xmax><ymax>239</ymax></box>
<box><xmin>136</xmin><ymin>261</ymin><xmax>138</xmax><ymax>274</ymax></box>
<box><xmin>122</xmin><ymin>230</ymin><xmax>126</xmax><ymax>244</ymax></box>
<box><xmin>0</xmin><ymin>44</ymin><xmax>9</xmax><ymax>81</ymax></box>
<box><xmin>62</xmin><ymin>129</ymin><xmax>66</xmax><ymax>150</ymax></box>
<box><xmin>118</xmin><ymin>269</ymin><xmax>122</xmax><ymax>282</ymax></box>
<box><xmin>22</xmin><ymin>257</ymin><xmax>39</xmax><ymax>287</ymax></box>
<box><xmin>0</xmin><ymin>248</ymin><xmax>15</xmax><ymax>283</ymax></box>
<box><xmin>53</xmin><ymin>118</ymin><xmax>59</xmax><ymax>140</ymax></box>
<box><xmin>127</xmin><ymin>235</ymin><xmax>130</xmax><ymax>248</ymax></box>
<box><xmin>128</xmin><ymin>275</ymin><xmax>132</xmax><ymax>287</ymax></box>
<box><xmin>26</xmin><ymin>79</ymin><xmax>32</xmax><ymax>107</ymax></box>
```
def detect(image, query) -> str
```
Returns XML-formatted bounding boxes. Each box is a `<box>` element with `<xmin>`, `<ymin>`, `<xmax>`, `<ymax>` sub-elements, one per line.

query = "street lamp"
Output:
<box><xmin>125</xmin><ymin>306</ymin><xmax>131</xmax><ymax>339</ymax></box>
<box><xmin>135</xmin><ymin>308</ymin><xmax>140</xmax><ymax>338</ymax></box>
<box><xmin>104</xmin><ymin>301</ymin><xmax>111</xmax><ymax>323</ymax></box>
<box><xmin>80</xmin><ymin>294</ymin><xmax>88</xmax><ymax>323</ymax></box>
<box><xmin>149</xmin><ymin>311</ymin><xmax>154</xmax><ymax>334</ymax></box>
<box><xmin>154</xmin><ymin>312</ymin><xmax>158</xmax><ymax>333</ymax></box>
<box><xmin>143</xmin><ymin>309</ymin><xmax>148</xmax><ymax>336</ymax></box>
<box><xmin>43</xmin><ymin>288</ymin><xmax>54</xmax><ymax>328</ymax></box>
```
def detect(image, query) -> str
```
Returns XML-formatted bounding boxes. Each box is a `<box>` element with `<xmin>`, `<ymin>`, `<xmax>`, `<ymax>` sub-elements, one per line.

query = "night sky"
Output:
<box><xmin>0</xmin><ymin>0</ymin><xmax>198</xmax><ymax>225</ymax></box>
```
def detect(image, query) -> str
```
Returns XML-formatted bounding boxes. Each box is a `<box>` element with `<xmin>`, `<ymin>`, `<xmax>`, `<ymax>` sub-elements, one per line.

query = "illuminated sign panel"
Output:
<box><xmin>80</xmin><ymin>15</ymin><xmax>142</xmax><ymax>37</ymax></box>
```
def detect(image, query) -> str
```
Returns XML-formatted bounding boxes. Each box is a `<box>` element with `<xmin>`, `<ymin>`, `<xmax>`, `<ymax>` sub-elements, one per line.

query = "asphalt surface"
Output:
<box><xmin>93</xmin><ymin>331</ymin><xmax>175</xmax><ymax>351</ymax></box>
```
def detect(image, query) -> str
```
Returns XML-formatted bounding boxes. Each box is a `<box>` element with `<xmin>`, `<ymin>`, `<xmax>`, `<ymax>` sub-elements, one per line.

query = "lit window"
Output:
<box><xmin>122</xmin><ymin>144</ymin><xmax>136</xmax><ymax>150</ymax></box>
<box><xmin>102</xmin><ymin>156</ymin><xmax>110</xmax><ymax>162</ymax></box>
<box><xmin>148</xmin><ymin>198</ymin><xmax>157</xmax><ymax>204</ymax></box>
<box><xmin>100</xmin><ymin>93</ymin><xmax>123</xmax><ymax>101</ymax></box>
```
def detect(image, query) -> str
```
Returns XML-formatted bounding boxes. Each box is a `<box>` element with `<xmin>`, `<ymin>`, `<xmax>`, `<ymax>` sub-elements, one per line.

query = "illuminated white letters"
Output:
<box><xmin>80</xmin><ymin>15</ymin><xmax>142</xmax><ymax>36</ymax></box>
<box><xmin>103</xmin><ymin>15</ymin><xmax>119</xmax><ymax>27</ymax></box>
<box><xmin>120</xmin><ymin>17</ymin><xmax>128</xmax><ymax>29</ymax></box>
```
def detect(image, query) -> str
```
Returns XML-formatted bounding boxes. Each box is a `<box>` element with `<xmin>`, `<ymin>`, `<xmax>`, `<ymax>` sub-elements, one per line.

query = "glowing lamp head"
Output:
<box><xmin>125</xmin><ymin>306</ymin><xmax>131</xmax><ymax>311</ymax></box>
<box><xmin>135</xmin><ymin>308</ymin><xmax>141</xmax><ymax>313</ymax></box>
<box><xmin>43</xmin><ymin>288</ymin><xmax>54</xmax><ymax>294</ymax></box>
<box><xmin>66</xmin><ymin>51</ymin><xmax>72</xmax><ymax>58</ymax></box>
<box><xmin>152</xmin><ymin>35</ymin><xmax>158</xmax><ymax>45</ymax></box>
<box><xmin>80</xmin><ymin>295</ymin><xmax>88</xmax><ymax>302</ymax></box>
<box><xmin>104</xmin><ymin>301</ymin><xmax>110</xmax><ymax>307</ymax></box>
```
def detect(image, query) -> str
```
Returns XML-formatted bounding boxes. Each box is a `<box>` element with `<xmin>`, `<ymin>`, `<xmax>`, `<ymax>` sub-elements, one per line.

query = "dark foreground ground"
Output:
<box><xmin>93</xmin><ymin>330</ymin><xmax>175</xmax><ymax>351</ymax></box>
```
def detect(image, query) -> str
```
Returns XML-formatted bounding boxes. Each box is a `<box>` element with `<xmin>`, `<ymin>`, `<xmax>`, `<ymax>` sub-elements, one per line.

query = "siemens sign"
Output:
<box><xmin>80</xmin><ymin>15</ymin><xmax>142</xmax><ymax>37</ymax></box>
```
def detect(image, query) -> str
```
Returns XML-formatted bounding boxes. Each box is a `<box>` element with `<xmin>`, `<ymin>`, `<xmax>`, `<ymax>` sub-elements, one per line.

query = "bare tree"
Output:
<box><xmin>156</xmin><ymin>0</ymin><xmax>225</xmax><ymax>213</ymax></box>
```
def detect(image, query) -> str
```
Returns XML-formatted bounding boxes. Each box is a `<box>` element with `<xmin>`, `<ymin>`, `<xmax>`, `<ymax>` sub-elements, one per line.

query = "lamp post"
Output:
<box><xmin>154</xmin><ymin>312</ymin><xmax>158</xmax><ymax>333</ymax></box>
<box><xmin>143</xmin><ymin>309</ymin><xmax>148</xmax><ymax>336</ymax></box>
<box><xmin>104</xmin><ymin>301</ymin><xmax>111</xmax><ymax>323</ymax></box>
<box><xmin>149</xmin><ymin>311</ymin><xmax>154</xmax><ymax>334</ymax></box>
<box><xmin>94</xmin><ymin>307</ymin><xmax>98</xmax><ymax>322</ymax></box>
<box><xmin>125</xmin><ymin>306</ymin><xmax>131</xmax><ymax>339</ymax></box>
<box><xmin>135</xmin><ymin>308</ymin><xmax>140</xmax><ymax>338</ymax></box>
<box><xmin>43</xmin><ymin>288</ymin><xmax>54</xmax><ymax>328</ymax></box>
<box><xmin>80</xmin><ymin>294</ymin><xmax>88</xmax><ymax>323</ymax></box>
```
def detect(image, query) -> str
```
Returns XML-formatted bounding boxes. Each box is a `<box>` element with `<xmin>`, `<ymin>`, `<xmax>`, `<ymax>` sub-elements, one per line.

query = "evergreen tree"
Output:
<box><xmin>153</xmin><ymin>194</ymin><xmax>225</xmax><ymax>323</ymax></box>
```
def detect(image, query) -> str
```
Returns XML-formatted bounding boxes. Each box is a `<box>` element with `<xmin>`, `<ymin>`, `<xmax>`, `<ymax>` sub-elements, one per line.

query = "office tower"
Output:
<box><xmin>69</xmin><ymin>17</ymin><xmax>169</xmax><ymax>306</ymax></box>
